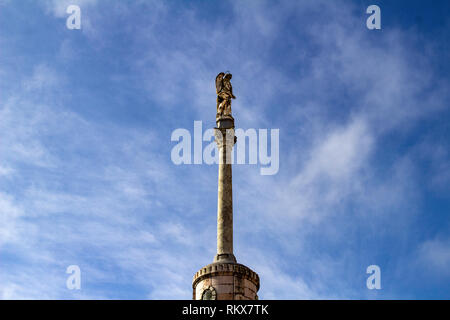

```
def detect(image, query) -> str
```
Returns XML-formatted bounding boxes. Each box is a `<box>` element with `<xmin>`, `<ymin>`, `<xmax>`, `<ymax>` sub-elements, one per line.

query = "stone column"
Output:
<box><xmin>192</xmin><ymin>75</ymin><xmax>260</xmax><ymax>300</ymax></box>
<box><xmin>214</xmin><ymin>116</ymin><xmax>236</xmax><ymax>264</ymax></box>
<box><xmin>192</xmin><ymin>115</ymin><xmax>260</xmax><ymax>300</ymax></box>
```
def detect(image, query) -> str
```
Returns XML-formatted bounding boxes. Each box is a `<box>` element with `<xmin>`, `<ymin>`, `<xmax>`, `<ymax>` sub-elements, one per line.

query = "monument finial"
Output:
<box><xmin>215</xmin><ymin>71</ymin><xmax>236</xmax><ymax>119</ymax></box>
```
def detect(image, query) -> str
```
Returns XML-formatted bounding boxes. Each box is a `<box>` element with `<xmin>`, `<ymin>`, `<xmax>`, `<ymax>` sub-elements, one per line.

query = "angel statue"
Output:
<box><xmin>215</xmin><ymin>72</ymin><xmax>236</xmax><ymax>117</ymax></box>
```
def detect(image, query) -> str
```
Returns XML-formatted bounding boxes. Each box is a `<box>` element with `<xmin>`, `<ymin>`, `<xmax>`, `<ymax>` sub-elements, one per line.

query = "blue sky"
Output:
<box><xmin>0</xmin><ymin>0</ymin><xmax>449</xmax><ymax>299</ymax></box>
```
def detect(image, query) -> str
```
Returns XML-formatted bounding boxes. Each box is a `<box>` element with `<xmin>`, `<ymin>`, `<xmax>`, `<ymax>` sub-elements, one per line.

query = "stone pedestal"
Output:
<box><xmin>193</xmin><ymin>262</ymin><xmax>259</xmax><ymax>300</ymax></box>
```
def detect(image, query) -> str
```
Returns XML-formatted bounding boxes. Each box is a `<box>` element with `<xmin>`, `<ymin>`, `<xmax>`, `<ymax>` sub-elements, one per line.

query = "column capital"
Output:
<box><xmin>214</xmin><ymin>127</ymin><xmax>236</xmax><ymax>149</ymax></box>
<box><xmin>216</xmin><ymin>114</ymin><xmax>235</xmax><ymax>129</ymax></box>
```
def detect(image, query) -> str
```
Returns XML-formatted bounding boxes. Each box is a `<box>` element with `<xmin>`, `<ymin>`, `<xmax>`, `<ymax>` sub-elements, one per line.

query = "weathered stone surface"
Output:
<box><xmin>193</xmin><ymin>262</ymin><xmax>259</xmax><ymax>300</ymax></box>
<box><xmin>211</xmin><ymin>275</ymin><xmax>233</xmax><ymax>286</ymax></box>
<box><xmin>192</xmin><ymin>110</ymin><xmax>260</xmax><ymax>300</ymax></box>
<box><xmin>214</xmin><ymin>118</ymin><xmax>237</xmax><ymax>264</ymax></box>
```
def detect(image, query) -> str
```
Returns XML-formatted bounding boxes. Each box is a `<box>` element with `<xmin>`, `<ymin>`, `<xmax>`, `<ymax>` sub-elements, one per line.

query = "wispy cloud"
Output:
<box><xmin>0</xmin><ymin>0</ymin><xmax>449</xmax><ymax>300</ymax></box>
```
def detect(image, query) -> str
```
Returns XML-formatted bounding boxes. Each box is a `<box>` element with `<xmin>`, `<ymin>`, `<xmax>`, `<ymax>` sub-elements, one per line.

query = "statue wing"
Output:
<box><xmin>215</xmin><ymin>73</ymin><xmax>224</xmax><ymax>94</ymax></box>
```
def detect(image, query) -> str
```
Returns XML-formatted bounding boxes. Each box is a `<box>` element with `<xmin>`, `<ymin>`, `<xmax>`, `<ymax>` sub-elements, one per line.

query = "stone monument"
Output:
<box><xmin>192</xmin><ymin>72</ymin><xmax>260</xmax><ymax>300</ymax></box>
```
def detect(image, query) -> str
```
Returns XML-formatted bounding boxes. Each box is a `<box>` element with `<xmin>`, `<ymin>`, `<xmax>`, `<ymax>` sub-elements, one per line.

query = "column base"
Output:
<box><xmin>214</xmin><ymin>253</ymin><xmax>237</xmax><ymax>264</ymax></box>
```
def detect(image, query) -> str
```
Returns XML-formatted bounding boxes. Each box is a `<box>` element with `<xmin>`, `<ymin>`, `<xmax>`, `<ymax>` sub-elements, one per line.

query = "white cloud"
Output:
<box><xmin>0</xmin><ymin>193</ymin><xmax>22</xmax><ymax>246</ymax></box>
<box><xmin>22</xmin><ymin>64</ymin><xmax>61</xmax><ymax>91</ymax></box>
<box><xmin>297</xmin><ymin>118</ymin><xmax>373</xmax><ymax>185</ymax></box>
<box><xmin>0</xmin><ymin>59</ymin><xmax>223</xmax><ymax>299</ymax></box>
<box><xmin>417</xmin><ymin>238</ymin><xmax>450</xmax><ymax>277</ymax></box>
<box><xmin>0</xmin><ymin>165</ymin><xmax>14</xmax><ymax>176</ymax></box>
<box><xmin>43</xmin><ymin>0</ymin><xmax>98</xmax><ymax>18</ymax></box>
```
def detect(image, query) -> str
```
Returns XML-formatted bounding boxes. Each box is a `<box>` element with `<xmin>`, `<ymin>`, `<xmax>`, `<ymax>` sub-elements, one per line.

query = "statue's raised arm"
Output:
<box><xmin>216</xmin><ymin>72</ymin><xmax>235</xmax><ymax>118</ymax></box>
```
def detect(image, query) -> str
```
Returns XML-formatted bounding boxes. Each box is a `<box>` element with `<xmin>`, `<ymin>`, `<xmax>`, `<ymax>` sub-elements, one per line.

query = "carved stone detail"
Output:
<box><xmin>193</xmin><ymin>262</ymin><xmax>260</xmax><ymax>300</ymax></box>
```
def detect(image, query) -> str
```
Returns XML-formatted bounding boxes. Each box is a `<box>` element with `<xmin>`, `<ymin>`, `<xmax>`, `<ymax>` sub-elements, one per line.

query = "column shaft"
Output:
<box><xmin>214</xmin><ymin>126</ymin><xmax>236</xmax><ymax>263</ymax></box>
<box><xmin>217</xmin><ymin>143</ymin><xmax>233</xmax><ymax>255</ymax></box>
